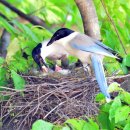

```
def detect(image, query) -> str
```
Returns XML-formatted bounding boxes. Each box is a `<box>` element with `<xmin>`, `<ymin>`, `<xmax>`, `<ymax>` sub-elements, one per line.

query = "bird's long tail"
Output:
<box><xmin>91</xmin><ymin>54</ymin><xmax>111</xmax><ymax>99</ymax></box>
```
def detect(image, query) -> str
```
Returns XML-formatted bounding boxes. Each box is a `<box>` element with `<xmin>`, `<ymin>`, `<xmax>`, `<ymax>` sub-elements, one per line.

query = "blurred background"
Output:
<box><xmin>0</xmin><ymin>0</ymin><xmax>130</xmax><ymax>79</ymax></box>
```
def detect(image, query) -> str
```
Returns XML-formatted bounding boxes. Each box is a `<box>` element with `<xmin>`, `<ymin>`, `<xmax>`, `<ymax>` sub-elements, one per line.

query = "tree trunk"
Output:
<box><xmin>74</xmin><ymin>0</ymin><xmax>101</xmax><ymax>40</ymax></box>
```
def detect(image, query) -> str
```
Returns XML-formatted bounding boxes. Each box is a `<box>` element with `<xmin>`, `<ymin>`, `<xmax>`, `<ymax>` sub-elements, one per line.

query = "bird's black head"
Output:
<box><xmin>47</xmin><ymin>28</ymin><xmax>74</xmax><ymax>46</ymax></box>
<box><xmin>32</xmin><ymin>43</ymin><xmax>47</xmax><ymax>70</ymax></box>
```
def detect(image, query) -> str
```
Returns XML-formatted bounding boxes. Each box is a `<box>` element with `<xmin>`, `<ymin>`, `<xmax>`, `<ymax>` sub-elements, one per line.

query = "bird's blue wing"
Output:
<box><xmin>71</xmin><ymin>42</ymin><xmax>116</xmax><ymax>58</ymax></box>
<box><xmin>91</xmin><ymin>54</ymin><xmax>110</xmax><ymax>98</ymax></box>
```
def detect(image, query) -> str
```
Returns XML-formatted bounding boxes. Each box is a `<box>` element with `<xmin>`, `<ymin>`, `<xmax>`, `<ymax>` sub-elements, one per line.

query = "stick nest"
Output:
<box><xmin>1</xmin><ymin>67</ymin><xmax>127</xmax><ymax>130</ymax></box>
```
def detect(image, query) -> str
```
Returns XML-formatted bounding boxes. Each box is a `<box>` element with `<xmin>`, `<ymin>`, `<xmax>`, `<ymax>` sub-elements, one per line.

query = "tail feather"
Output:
<box><xmin>95</xmin><ymin>41</ymin><xmax>123</xmax><ymax>63</ymax></box>
<box><xmin>91</xmin><ymin>54</ymin><xmax>111</xmax><ymax>99</ymax></box>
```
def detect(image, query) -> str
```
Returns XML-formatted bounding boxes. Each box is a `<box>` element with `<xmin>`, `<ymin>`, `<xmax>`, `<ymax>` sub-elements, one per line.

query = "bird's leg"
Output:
<box><xmin>61</xmin><ymin>55</ymin><xmax>69</xmax><ymax>69</ymax></box>
<box><xmin>83</xmin><ymin>64</ymin><xmax>92</xmax><ymax>76</ymax></box>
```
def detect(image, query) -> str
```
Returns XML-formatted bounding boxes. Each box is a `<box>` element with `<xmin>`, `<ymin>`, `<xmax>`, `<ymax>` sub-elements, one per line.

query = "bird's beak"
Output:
<box><xmin>39</xmin><ymin>59</ymin><xmax>49</xmax><ymax>73</ymax></box>
<box><xmin>42</xmin><ymin>65</ymin><xmax>49</xmax><ymax>73</ymax></box>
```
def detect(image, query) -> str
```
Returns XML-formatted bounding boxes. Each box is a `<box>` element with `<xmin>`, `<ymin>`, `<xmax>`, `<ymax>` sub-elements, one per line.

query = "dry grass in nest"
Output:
<box><xmin>0</xmin><ymin>67</ymin><xmax>128</xmax><ymax>130</ymax></box>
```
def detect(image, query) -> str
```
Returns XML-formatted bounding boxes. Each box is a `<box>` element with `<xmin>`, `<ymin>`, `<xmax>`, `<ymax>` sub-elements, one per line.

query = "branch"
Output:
<box><xmin>74</xmin><ymin>0</ymin><xmax>101</xmax><ymax>40</ymax></box>
<box><xmin>0</xmin><ymin>0</ymin><xmax>49</xmax><ymax>29</ymax></box>
<box><xmin>100</xmin><ymin>0</ymin><xmax>127</xmax><ymax>55</ymax></box>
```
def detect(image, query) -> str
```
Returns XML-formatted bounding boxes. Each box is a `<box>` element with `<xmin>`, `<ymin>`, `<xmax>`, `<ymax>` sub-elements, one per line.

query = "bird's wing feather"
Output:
<box><xmin>91</xmin><ymin>54</ymin><xmax>110</xmax><ymax>98</ymax></box>
<box><xmin>70</xmin><ymin>33</ymin><xmax>117</xmax><ymax>58</ymax></box>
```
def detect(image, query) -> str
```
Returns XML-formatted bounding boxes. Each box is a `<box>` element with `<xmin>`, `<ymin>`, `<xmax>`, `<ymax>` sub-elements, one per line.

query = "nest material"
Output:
<box><xmin>0</xmin><ymin>67</ymin><xmax>128</xmax><ymax>130</ymax></box>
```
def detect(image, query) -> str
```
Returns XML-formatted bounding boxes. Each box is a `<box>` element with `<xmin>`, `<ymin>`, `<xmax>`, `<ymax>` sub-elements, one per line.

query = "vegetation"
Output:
<box><xmin>32</xmin><ymin>83</ymin><xmax>130</xmax><ymax>130</ymax></box>
<box><xmin>0</xmin><ymin>0</ymin><xmax>130</xmax><ymax>129</ymax></box>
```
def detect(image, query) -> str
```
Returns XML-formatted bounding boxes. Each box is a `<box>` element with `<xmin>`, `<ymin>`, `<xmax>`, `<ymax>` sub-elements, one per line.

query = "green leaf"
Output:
<box><xmin>95</xmin><ymin>93</ymin><xmax>106</xmax><ymax>104</ymax></box>
<box><xmin>21</xmin><ymin>24</ymin><xmax>39</xmax><ymax>43</ymax></box>
<box><xmin>124</xmin><ymin>123</ymin><xmax>130</xmax><ymax>130</ymax></box>
<box><xmin>61</xmin><ymin>126</ymin><xmax>70</xmax><ymax>130</ymax></box>
<box><xmin>0</xmin><ymin>67</ymin><xmax>7</xmax><ymax>86</ymax></box>
<box><xmin>120</xmin><ymin>64</ymin><xmax>128</xmax><ymax>75</ymax></box>
<box><xmin>0</xmin><ymin>57</ymin><xmax>5</xmax><ymax>65</ymax></box>
<box><xmin>68</xmin><ymin>56</ymin><xmax>78</xmax><ymax>64</ymax></box>
<box><xmin>119</xmin><ymin>92</ymin><xmax>130</xmax><ymax>104</ymax></box>
<box><xmin>11</xmin><ymin>70</ymin><xmax>25</xmax><ymax>90</ymax></box>
<box><xmin>95</xmin><ymin>93</ymin><xmax>105</xmax><ymax>102</ymax></box>
<box><xmin>108</xmin><ymin>82</ymin><xmax>122</xmax><ymax>93</ymax></box>
<box><xmin>0</xmin><ymin>17</ymin><xmax>19</xmax><ymax>35</ymax></box>
<box><xmin>65</xmin><ymin>119</ymin><xmax>86</xmax><ymax>130</ymax></box>
<box><xmin>115</xmin><ymin>106</ymin><xmax>130</xmax><ymax>123</ymax></box>
<box><xmin>123</xmin><ymin>54</ymin><xmax>130</xmax><ymax>67</ymax></box>
<box><xmin>32</xmin><ymin>120</ymin><xmax>53</xmax><ymax>130</ymax></box>
<box><xmin>97</xmin><ymin>111</ymin><xmax>115</xmax><ymax>130</ymax></box>
<box><xmin>83</xmin><ymin>119</ymin><xmax>99</xmax><ymax>130</ymax></box>
<box><xmin>52</xmin><ymin>125</ymin><xmax>62</xmax><ymax>130</ymax></box>
<box><xmin>109</xmin><ymin>97</ymin><xmax>122</xmax><ymax>121</ymax></box>
<box><xmin>100</xmin><ymin>103</ymin><xmax>111</xmax><ymax>113</ymax></box>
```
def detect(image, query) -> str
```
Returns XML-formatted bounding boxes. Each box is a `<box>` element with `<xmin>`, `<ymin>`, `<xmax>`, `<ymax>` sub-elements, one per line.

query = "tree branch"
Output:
<box><xmin>0</xmin><ymin>0</ymin><xmax>49</xmax><ymax>29</ymax></box>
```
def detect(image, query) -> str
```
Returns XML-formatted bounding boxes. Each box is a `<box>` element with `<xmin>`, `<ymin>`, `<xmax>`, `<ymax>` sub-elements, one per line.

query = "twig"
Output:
<box><xmin>44</xmin><ymin>101</ymin><xmax>66</xmax><ymax>119</ymax></box>
<box><xmin>0</xmin><ymin>0</ymin><xmax>48</xmax><ymax>29</ymax></box>
<box><xmin>100</xmin><ymin>0</ymin><xmax>127</xmax><ymax>55</ymax></box>
<box><xmin>107</xmin><ymin>74</ymin><xmax>130</xmax><ymax>79</ymax></box>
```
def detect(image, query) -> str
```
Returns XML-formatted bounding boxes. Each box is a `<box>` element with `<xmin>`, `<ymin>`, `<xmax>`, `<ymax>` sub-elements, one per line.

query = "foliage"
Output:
<box><xmin>93</xmin><ymin>0</ymin><xmax>130</xmax><ymax>74</ymax></box>
<box><xmin>0</xmin><ymin>0</ymin><xmax>83</xmax><ymax>92</ymax></box>
<box><xmin>0</xmin><ymin>0</ymin><xmax>130</xmax><ymax>90</ymax></box>
<box><xmin>0</xmin><ymin>0</ymin><xmax>130</xmax><ymax>129</ymax></box>
<box><xmin>31</xmin><ymin>83</ymin><xmax>130</xmax><ymax>130</ymax></box>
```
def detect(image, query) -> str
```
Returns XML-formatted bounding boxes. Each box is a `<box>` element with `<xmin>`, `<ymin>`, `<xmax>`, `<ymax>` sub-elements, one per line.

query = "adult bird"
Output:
<box><xmin>40</xmin><ymin>28</ymin><xmax>123</xmax><ymax>101</ymax></box>
<box><xmin>32</xmin><ymin>40</ymin><xmax>82</xmax><ymax>74</ymax></box>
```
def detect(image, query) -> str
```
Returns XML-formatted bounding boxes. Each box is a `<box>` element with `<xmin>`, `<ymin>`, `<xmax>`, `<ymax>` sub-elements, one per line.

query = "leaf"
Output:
<box><xmin>61</xmin><ymin>126</ymin><xmax>70</xmax><ymax>130</ymax></box>
<box><xmin>120</xmin><ymin>64</ymin><xmax>128</xmax><ymax>75</ymax></box>
<box><xmin>21</xmin><ymin>24</ymin><xmax>39</xmax><ymax>43</ymax></box>
<box><xmin>100</xmin><ymin>103</ymin><xmax>111</xmax><ymax>113</ymax></box>
<box><xmin>97</xmin><ymin>111</ymin><xmax>115</xmax><ymax>130</ymax></box>
<box><xmin>6</xmin><ymin>38</ymin><xmax>20</xmax><ymax>62</ymax></box>
<box><xmin>0</xmin><ymin>58</ymin><xmax>5</xmax><ymax>65</ymax></box>
<box><xmin>0</xmin><ymin>17</ymin><xmax>19</xmax><ymax>35</ymax></box>
<box><xmin>83</xmin><ymin>119</ymin><xmax>99</xmax><ymax>130</ymax></box>
<box><xmin>52</xmin><ymin>125</ymin><xmax>62</xmax><ymax>130</ymax></box>
<box><xmin>12</xmin><ymin>19</ymin><xmax>40</xmax><ymax>43</ymax></box>
<box><xmin>119</xmin><ymin>92</ymin><xmax>130</xmax><ymax>104</ymax></box>
<box><xmin>68</xmin><ymin>56</ymin><xmax>78</xmax><ymax>64</ymax></box>
<box><xmin>124</xmin><ymin>123</ymin><xmax>130</xmax><ymax>130</ymax></box>
<box><xmin>11</xmin><ymin>70</ymin><xmax>25</xmax><ymax>90</ymax></box>
<box><xmin>0</xmin><ymin>67</ymin><xmax>7</xmax><ymax>86</ymax></box>
<box><xmin>95</xmin><ymin>93</ymin><xmax>105</xmax><ymax>102</ymax></box>
<box><xmin>109</xmin><ymin>97</ymin><xmax>122</xmax><ymax>121</ymax></box>
<box><xmin>115</xmin><ymin>106</ymin><xmax>130</xmax><ymax>123</ymax></box>
<box><xmin>65</xmin><ymin>119</ymin><xmax>86</xmax><ymax>130</ymax></box>
<box><xmin>108</xmin><ymin>82</ymin><xmax>122</xmax><ymax>93</ymax></box>
<box><xmin>32</xmin><ymin>120</ymin><xmax>53</xmax><ymax>130</ymax></box>
<box><xmin>123</xmin><ymin>54</ymin><xmax>130</xmax><ymax>67</ymax></box>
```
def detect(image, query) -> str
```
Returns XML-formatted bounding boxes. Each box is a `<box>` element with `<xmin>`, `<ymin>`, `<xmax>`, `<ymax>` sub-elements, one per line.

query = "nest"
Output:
<box><xmin>0</xmin><ymin>67</ymin><xmax>128</xmax><ymax>130</ymax></box>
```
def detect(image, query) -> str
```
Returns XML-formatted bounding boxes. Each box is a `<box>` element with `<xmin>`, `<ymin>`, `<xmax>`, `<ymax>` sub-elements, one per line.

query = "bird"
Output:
<box><xmin>32</xmin><ymin>39</ymin><xmax>79</xmax><ymax>73</ymax></box>
<box><xmin>32</xmin><ymin>42</ymin><xmax>49</xmax><ymax>72</ymax></box>
<box><xmin>39</xmin><ymin>27</ymin><xmax>124</xmax><ymax>101</ymax></box>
